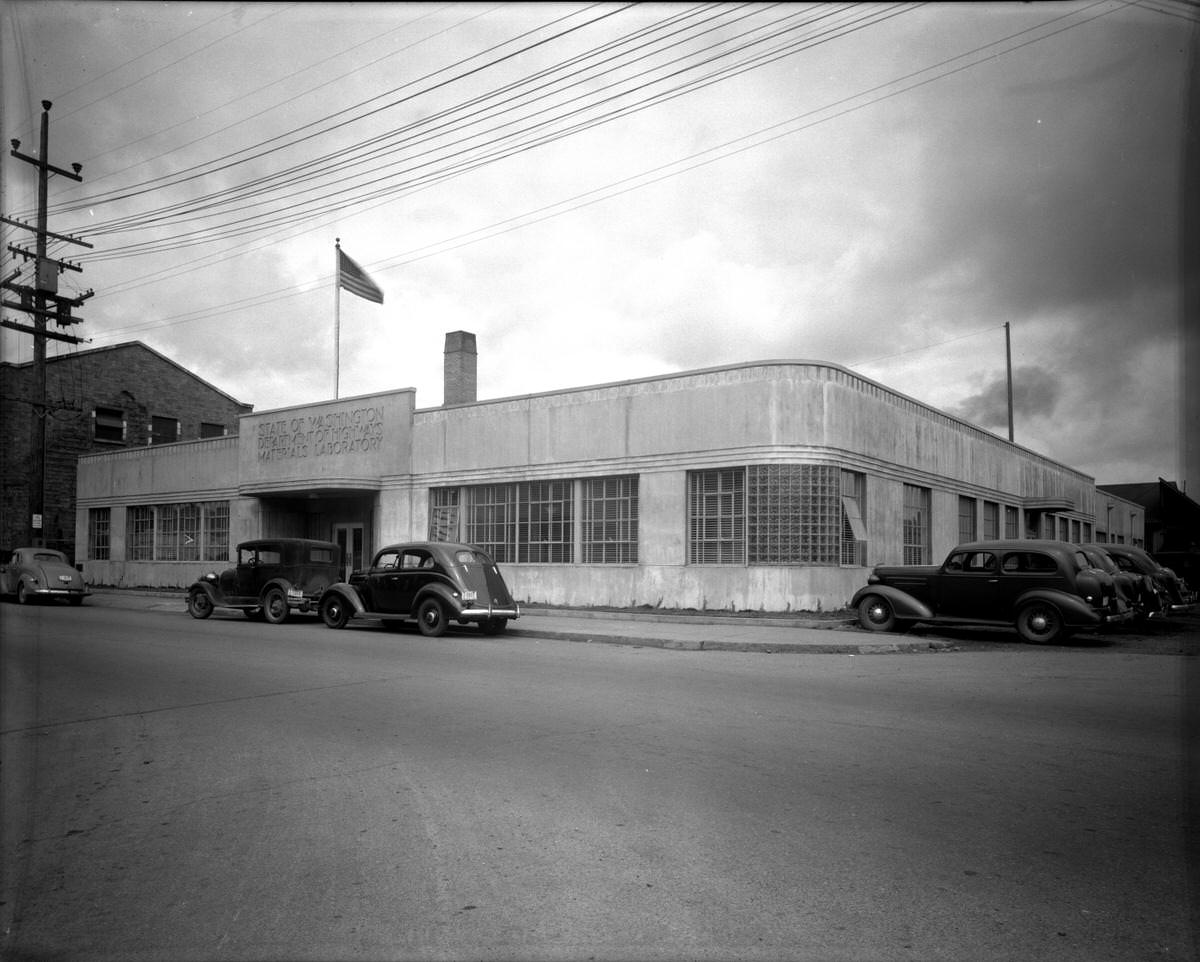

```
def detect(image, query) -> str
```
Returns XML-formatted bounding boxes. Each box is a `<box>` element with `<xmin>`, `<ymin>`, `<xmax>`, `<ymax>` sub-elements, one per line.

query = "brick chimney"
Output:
<box><xmin>443</xmin><ymin>331</ymin><xmax>477</xmax><ymax>405</ymax></box>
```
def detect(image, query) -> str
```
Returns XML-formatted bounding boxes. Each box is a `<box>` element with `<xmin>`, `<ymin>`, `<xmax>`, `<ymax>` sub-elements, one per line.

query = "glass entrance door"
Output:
<box><xmin>333</xmin><ymin>524</ymin><xmax>365</xmax><ymax>582</ymax></box>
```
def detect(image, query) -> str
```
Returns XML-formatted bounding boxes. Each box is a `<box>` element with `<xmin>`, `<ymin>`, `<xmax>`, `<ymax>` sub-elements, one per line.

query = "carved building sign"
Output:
<box><xmin>256</xmin><ymin>406</ymin><xmax>385</xmax><ymax>462</ymax></box>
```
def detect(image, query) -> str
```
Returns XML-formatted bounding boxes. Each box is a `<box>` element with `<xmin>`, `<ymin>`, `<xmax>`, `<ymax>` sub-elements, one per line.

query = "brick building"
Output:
<box><xmin>1</xmin><ymin>341</ymin><xmax>252</xmax><ymax>556</ymax></box>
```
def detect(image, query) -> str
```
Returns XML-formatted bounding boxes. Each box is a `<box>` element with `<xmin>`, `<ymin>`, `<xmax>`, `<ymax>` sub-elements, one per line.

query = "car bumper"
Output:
<box><xmin>29</xmin><ymin>587</ymin><xmax>90</xmax><ymax>598</ymax></box>
<box><xmin>458</xmin><ymin>602</ymin><xmax>521</xmax><ymax>621</ymax></box>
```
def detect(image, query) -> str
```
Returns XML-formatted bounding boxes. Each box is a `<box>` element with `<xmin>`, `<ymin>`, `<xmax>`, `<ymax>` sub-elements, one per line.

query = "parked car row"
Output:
<box><xmin>852</xmin><ymin>539</ymin><xmax>1196</xmax><ymax>645</ymax></box>
<box><xmin>186</xmin><ymin>539</ymin><xmax>521</xmax><ymax>636</ymax></box>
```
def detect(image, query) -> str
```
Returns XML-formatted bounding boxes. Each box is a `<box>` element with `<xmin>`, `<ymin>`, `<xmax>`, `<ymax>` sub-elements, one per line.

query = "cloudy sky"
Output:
<box><xmin>2</xmin><ymin>1</ymin><xmax>1195</xmax><ymax>485</ymax></box>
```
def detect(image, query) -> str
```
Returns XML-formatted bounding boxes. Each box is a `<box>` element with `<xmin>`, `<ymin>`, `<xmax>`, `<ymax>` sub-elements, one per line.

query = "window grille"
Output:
<box><xmin>519</xmin><ymin>480</ymin><xmax>573</xmax><ymax>562</ymax></box>
<box><xmin>983</xmin><ymin>501</ymin><xmax>1000</xmax><ymax>541</ymax></box>
<box><xmin>903</xmin><ymin>484</ymin><xmax>930</xmax><ymax>565</ymax></box>
<box><xmin>428</xmin><ymin>487</ymin><xmax>461</xmax><ymax>542</ymax></box>
<box><xmin>466</xmin><ymin>484</ymin><xmax>518</xmax><ymax>563</ymax></box>
<box><xmin>958</xmin><ymin>496</ymin><xmax>977</xmax><ymax>543</ymax></box>
<box><xmin>688</xmin><ymin>468</ymin><xmax>745</xmax><ymax>564</ymax></box>
<box><xmin>88</xmin><ymin>508</ymin><xmax>110</xmax><ymax>560</ymax></box>
<box><xmin>179</xmin><ymin>503</ymin><xmax>201</xmax><ymax>561</ymax></box>
<box><xmin>582</xmin><ymin>476</ymin><xmax>639</xmax><ymax>563</ymax></box>
<box><xmin>202</xmin><ymin>502</ymin><xmax>229</xmax><ymax>561</ymax></box>
<box><xmin>129</xmin><ymin>506</ymin><xmax>154</xmax><ymax>560</ymax></box>
<box><xmin>156</xmin><ymin>504</ymin><xmax>180</xmax><ymax>560</ymax></box>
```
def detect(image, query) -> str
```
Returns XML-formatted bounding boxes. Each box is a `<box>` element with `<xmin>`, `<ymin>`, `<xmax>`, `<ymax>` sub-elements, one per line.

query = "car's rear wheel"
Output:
<box><xmin>261</xmin><ymin>587</ymin><xmax>289</xmax><ymax>625</ymax></box>
<box><xmin>1015</xmin><ymin>601</ymin><xmax>1063</xmax><ymax>644</ymax></box>
<box><xmin>187</xmin><ymin>590</ymin><xmax>213</xmax><ymax>620</ymax></box>
<box><xmin>417</xmin><ymin>598</ymin><xmax>448</xmax><ymax>637</ymax></box>
<box><xmin>857</xmin><ymin>594</ymin><xmax>897</xmax><ymax>632</ymax></box>
<box><xmin>321</xmin><ymin>594</ymin><xmax>350</xmax><ymax>629</ymax></box>
<box><xmin>480</xmin><ymin>617</ymin><xmax>508</xmax><ymax>636</ymax></box>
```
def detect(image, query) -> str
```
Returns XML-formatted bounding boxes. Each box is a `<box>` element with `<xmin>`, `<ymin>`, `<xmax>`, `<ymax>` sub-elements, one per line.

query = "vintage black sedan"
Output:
<box><xmin>851</xmin><ymin>539</ymin><xmax>1133</xmax><ymax>644</ymax></box>
<box><xmin>319</xmin><ymin>542</ymin><xmax>520</xmax><ymax>636</ymax></box>
<box><xmin>186</xmin><ymin>538</ymin><xmax>341</xmax><ymax>624</ymax></box>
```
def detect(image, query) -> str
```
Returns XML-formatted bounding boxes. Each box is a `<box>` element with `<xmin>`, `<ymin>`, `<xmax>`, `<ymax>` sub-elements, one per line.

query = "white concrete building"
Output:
<box><xmin>75</xmin><ymin>333</ymin><xmax>1122</xmax><ymax>611</ymax></box>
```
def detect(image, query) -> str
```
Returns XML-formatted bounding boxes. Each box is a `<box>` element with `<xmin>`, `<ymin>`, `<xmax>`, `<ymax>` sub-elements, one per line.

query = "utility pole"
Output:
<box><xmin>1005</xmin><ymin>321</ymin><xmax>1014</xmax><ymax>443</ymax></box>
<box><xmin>2</xmin><ymin>100</ymin><xmax>91</xmax><ymax>547</ymax></box>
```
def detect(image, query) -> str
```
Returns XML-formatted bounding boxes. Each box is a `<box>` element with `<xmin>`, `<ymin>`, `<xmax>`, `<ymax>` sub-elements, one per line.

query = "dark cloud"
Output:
<box><xmin>948</xmin><ymin>364</ymin><xmax>1062</xmax><ymax>430</ymax></box>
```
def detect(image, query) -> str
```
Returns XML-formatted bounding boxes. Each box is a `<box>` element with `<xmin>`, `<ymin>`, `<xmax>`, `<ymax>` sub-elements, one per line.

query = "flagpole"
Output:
<box><xmin>334</xmin><ymin>238</ymin><xmax>341</xmax><ymax>399</ymax></box>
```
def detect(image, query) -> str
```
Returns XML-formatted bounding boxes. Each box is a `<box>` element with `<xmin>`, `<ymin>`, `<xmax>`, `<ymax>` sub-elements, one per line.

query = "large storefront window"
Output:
<box><xmin>841</xmin><ymin>470</ymin><xmax>867</xmax><ymax>566</ymax></box>
<box><xmin>958</xmin><ymin>496</ymin><xmax>977</xmax><ymax>543</ymax></box>
<box><xmin>903</xmin><ymin>484</ymin><xmax>931</xmax><ymax>565</ymax></box>
<box><xmin>582</xmin><ymin>476</ymin><xmax>639</xmax><ymax>563</ymax></box>
<box><xmin>126</xmin><ymin>501</ymin><xmax>229</xmax><ymax>562</ymax></box>
<box><xmin>433</xmin><ymin>477</ymin><xmax>638</xmax><ymax>564</ymax></box>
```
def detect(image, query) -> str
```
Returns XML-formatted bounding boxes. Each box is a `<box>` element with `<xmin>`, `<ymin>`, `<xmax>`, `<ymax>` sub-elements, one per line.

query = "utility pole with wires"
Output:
<box><xmin>1</xmin><ymin>100</ymin><xmax>92</xmax><ymax>547</ymax></box>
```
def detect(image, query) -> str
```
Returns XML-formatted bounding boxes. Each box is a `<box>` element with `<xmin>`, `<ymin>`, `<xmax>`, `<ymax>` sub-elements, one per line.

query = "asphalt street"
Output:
<box><xmin>2</xmin><ymin>598</ymin><xmax>1197</xmax><ymax>961</ymax></box>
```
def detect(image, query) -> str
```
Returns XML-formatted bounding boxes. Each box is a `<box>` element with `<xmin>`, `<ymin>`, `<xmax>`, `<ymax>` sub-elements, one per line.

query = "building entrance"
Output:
<box><xmin>333</xmin><ymin>524</ymin><xmax>365</xmax><ymax>581</ymax></box>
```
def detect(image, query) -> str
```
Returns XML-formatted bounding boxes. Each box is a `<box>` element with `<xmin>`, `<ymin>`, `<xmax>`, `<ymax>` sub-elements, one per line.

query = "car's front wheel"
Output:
<box><xmin>857</xmin><ymin>594</ymin><xmax>897</xmax><ymax>632</ymax></box>
<box><xmin>187</xmin><ymin>590</ymin><xmax>214</xmax><ymax>620</ymax></box>
<box><xmin>1015</xmin><ymin>601</ymin><xmax>1063</xmax><ymax>644</ymax></box>
<box><xmin>261</xmin><ymin>587</ymin><xmax>289</xmax><ymax>625</ymax></box>
<box><xmin>417</xmin><ymin>598</ymin><xmax>448</xmax><ymax>637</ymax></box>
<box><xmin>320</xmin><ymin>594</ymin><xmax>350</xmax><ymax>629</ymax></box>
<box><xmin>16</xmin><ymin>581</ymin><xmax>30</xmax><ymax>605</ymax></box>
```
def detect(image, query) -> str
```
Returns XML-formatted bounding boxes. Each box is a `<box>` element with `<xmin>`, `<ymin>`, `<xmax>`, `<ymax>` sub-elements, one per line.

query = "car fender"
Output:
<box><xmin>1012</xmin><ymin>588</ymin><xmax>1103</xmax><ymax>625</ymax></box>
<box><xmin>258</xmin><ymin>576</ymin><xmax>298</xmax><ymax>601</ymax></box>
<box><xmin>415</xmin><ymin>582</ymin><xmax>467</xmax><ymax>615</ymax></box>
<box><xmin>320</xmin><ymin>582</ymin><xmax>368</xmax><ymax>617</ymax></box>
<box><xmin>188</xmin><ymin>580</ymin><xmax>220</xmax><ymax>604</ymax></box>
<box><xmin>849</xmin><ymin>584</ymin><xmax>933</xmax><ymax>621</ymax></box>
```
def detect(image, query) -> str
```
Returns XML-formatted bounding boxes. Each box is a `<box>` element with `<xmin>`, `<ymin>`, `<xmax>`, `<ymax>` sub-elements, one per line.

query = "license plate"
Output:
<box><xmin>287</xmin><ymin>588</ymin><xmax>304</xmax><ymax>601</ymax></box>
<box><xmin>461</xmin><ymin>589</ymin><xmax>477</xmax><ymax>602</ymax></box>
<box><xmin>58</xmin><ymin>575</ymin><xmax>73</xmax><ymax>583</ymax></box>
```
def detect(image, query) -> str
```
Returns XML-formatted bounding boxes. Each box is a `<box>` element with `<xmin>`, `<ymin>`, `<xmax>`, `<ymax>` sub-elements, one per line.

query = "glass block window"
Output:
<box><xmin>1004</xmin><ymin>505</ymin><xmax>1020</xmax><ymax>539</ymax></box>
<box><xmin>983</xmin><ymin>501</ymin><xmax>1000</xmax><ymax>541</ymax></box>
<box><xmin>841</xmin><ymin>470</ymin><xmax>867</xmax><ymax>566</ymax></box>
<box><xmin>689</xmin><ymin>468</ymin><xmax>746</xmax><ymax>564</ymax></box>
<box><xmin>88</xmin><ymin>508</ymin><xmax>111</xmax><ymax>560</ymax></box>
<box><xmin>151</xmin><ymin>415</ymin><xmax>179</xmax><ymax>445</ymax></box>
<box><xmin>958</xmin><ymin>496</ymin><xmax>977</xmax><ymax>543</ymax></box>
<box><xmin>466</xmin><ymin>484</ymin><xmax>518</xmax><ymax>563</ymax></box>
<box><xmin>128</xmin><ymin>506</ymin><xmax>154</xmax><ymax>561</ymax></box>
<box><xmin>903</xmin><ymin>484</ymin><xmax>931</xmax><ymax>565</ymax></box>
<box><xmin>747</xmin><ymin>464</ymin><xmax>841</xmax><ymax>565</ymax></box>
<box><xmin>519</xmin><ymin>480</ymin><xmax>573</xmax><ymax>562</ymax></box>
<box><xmin>582</xmin><ymin>476</ymin><xmax>639</xmax><ymax>563</ymax></box>
<box><xmin>93</xmin><ymin>406</ymin><xmax>125</xmax><ymax>443</ymax></box>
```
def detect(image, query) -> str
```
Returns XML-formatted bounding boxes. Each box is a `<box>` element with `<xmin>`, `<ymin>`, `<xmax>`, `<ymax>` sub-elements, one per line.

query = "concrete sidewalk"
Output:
<box><xmin>86</xmin><ymin>589</ymin><xmax>953</xmax><ymax>654</ymax></box>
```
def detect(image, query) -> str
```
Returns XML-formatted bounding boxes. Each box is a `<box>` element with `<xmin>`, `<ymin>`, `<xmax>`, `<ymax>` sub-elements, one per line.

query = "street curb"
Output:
<box><xmin>508</xmin><ymin>626</ymin><xmax>955</xmax><ymax>655</ymax></box>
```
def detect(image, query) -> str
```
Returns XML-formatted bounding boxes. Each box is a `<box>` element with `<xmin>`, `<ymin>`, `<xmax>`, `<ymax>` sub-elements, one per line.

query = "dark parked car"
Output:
<box><xmin>1080</xmin><ymin>542</ymin><xmax>1196</xmax><ymax>615</ymax></box>
<box><xmin>319</xmin><ymin>541</ymin><xmax>520</xmax><ymax>636</ymax></box>
<box><xmin>187</xmin><ymin>539</ymin><xmax>341</xmax><ymax>624</ymax></box>
<box><xmin>851</xmin><ymin>539</ymin><xmax>1133</xmax><ymax>644</ymax></box>
<box><xmin>1076</xmin><ymin>544</ymin><xmax>1149</xmax><ymax>618</ymax></box>
<box><xmin>0</xmin><ymin>547</ymin><xmax>90</xmax><ymax>605</ymax></box>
